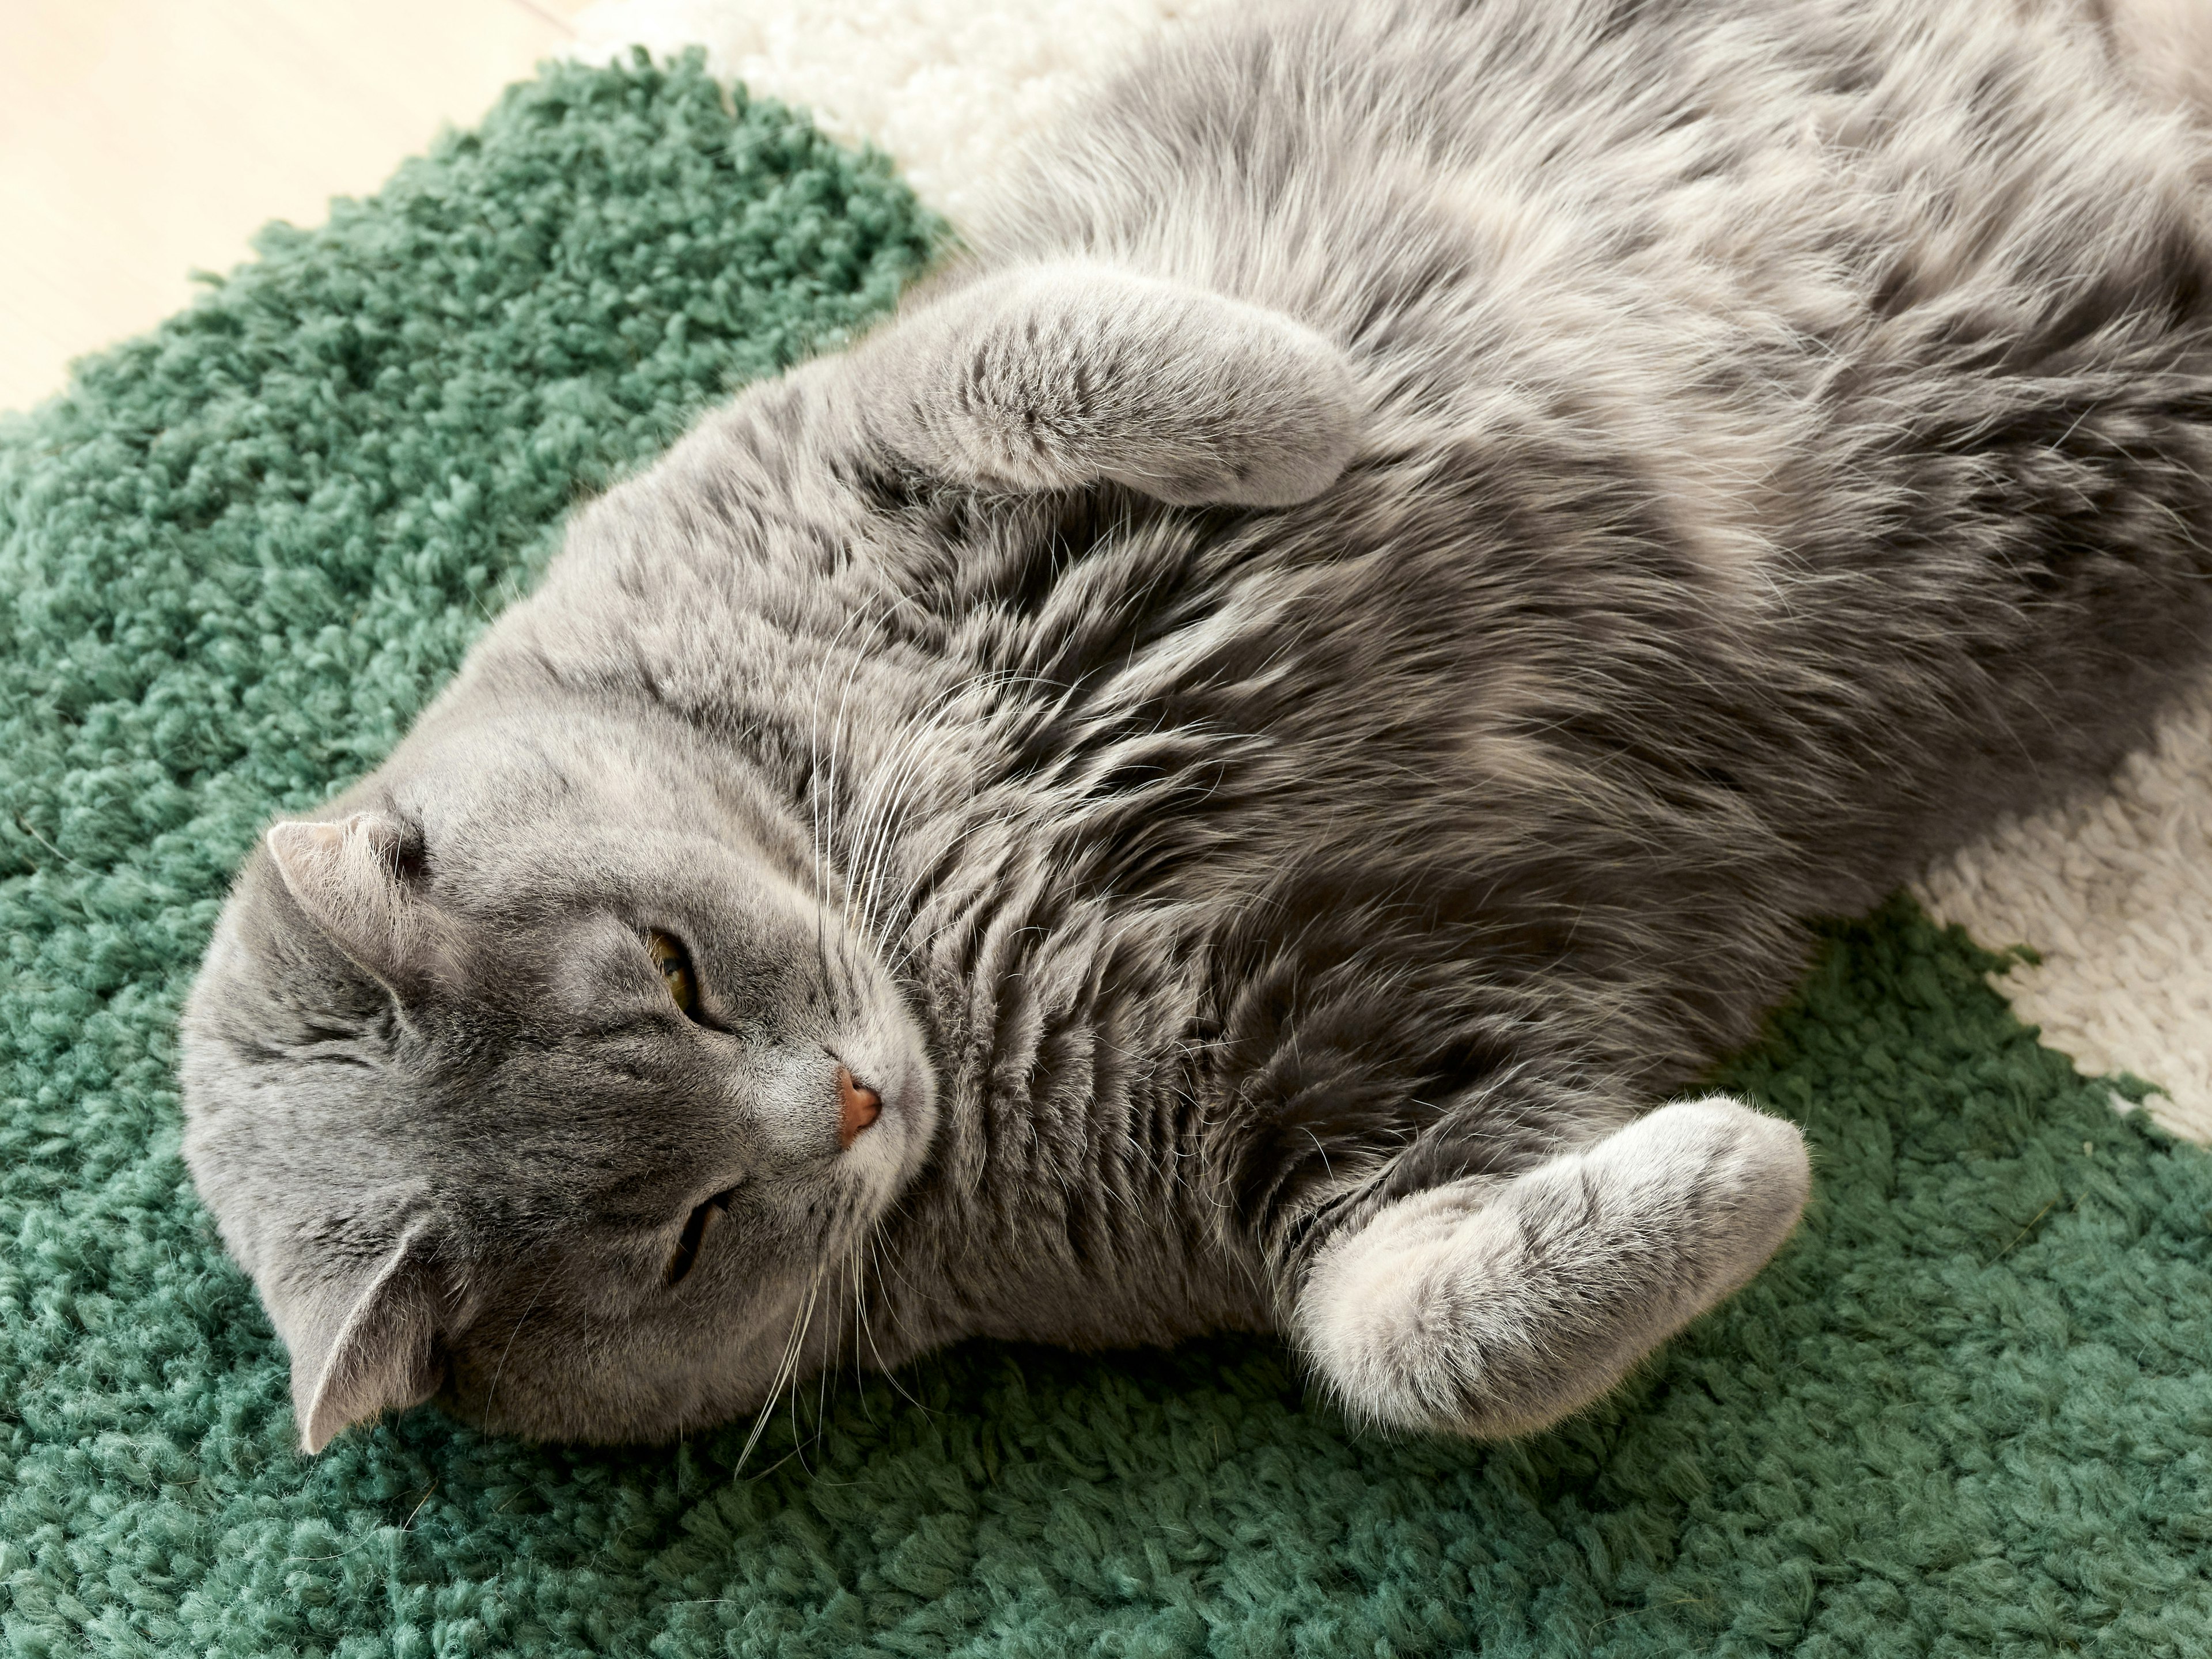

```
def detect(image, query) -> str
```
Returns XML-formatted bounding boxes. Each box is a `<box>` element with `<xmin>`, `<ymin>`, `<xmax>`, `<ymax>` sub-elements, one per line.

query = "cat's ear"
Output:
<box><xmin>866</xmin><ymin>263</ymin><xmax>1362</xmax><ymax>506</ymax></box>
<box><xmin>266</xmin><ymin>811</ymin><xmax>457</xmax><ymax>995</ymax></box>
<box><xmin>275</xmin><ymin>1217</ymin><xmax>448</xmax><ymax>1454</ymax></box>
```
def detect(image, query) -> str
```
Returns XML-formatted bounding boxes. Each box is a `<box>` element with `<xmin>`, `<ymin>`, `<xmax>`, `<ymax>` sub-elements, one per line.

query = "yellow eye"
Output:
<box><xmin>646</xmin><ymin>930</ymin><xmax>698</xmax><ymax>1017</ymax></box>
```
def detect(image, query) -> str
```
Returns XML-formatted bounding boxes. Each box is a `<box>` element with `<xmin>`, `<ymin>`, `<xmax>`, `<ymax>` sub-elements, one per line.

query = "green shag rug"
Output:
<box><xmin>6</xmin><ymin>56</ymin><xmax>2212</xmax><ymax>1659</ymax></box>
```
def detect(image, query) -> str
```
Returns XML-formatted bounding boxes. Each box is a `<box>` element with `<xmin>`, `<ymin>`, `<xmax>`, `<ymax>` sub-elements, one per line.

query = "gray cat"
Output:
<box><xmin>180</xmin><ymin>0</ymin><xmax>2212</xmax><ymax>1453</ymax></box>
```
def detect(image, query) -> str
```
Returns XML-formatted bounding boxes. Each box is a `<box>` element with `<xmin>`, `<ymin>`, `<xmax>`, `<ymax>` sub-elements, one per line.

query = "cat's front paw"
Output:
<box><xmin>1296</xmin><ymin>1095</ymin><xmax>1809</xmax><ymax>1438</ymax></box>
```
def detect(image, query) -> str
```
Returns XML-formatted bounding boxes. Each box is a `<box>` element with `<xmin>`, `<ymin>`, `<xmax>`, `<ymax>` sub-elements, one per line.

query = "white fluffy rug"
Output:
<box><xmin>570</xmin><ymin>0</ymin><xmax>1192</xmax><ymax>226</ymax></box>
<box><xmin>569</xmin><ymin>0</ymin><xmax>2212</xmax><ymax>1145</ymax></box>
<box><xmin>1916</xmin><ymin>688</ymin><xmax>2212</xmax><ymax>1141</ymax></box>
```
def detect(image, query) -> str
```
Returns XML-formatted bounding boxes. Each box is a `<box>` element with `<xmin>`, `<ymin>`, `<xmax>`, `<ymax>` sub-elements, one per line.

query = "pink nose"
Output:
<box><xmin>837</xmin><ymin>1066</ymin><xmax>881</xmax><ymax>1150</ymax></box>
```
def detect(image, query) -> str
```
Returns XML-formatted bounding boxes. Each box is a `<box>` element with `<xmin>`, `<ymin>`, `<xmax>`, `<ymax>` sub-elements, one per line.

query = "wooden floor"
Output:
<box><xmin>2</xmin><ymin>0</ymin><xmax>597</xmax><ymax>412</ymax></box>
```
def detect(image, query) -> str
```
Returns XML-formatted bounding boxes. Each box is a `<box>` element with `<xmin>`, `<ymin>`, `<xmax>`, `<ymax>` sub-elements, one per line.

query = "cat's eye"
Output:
<box><xmin>665</xmin><ymin>1185</ymin><xmax>738</xmax><ymax>1287</ymax></box>
<box><xmin>646</xmin><ymin>930</ymin><xmax>699</xmax><ymax>1018</ymax></box>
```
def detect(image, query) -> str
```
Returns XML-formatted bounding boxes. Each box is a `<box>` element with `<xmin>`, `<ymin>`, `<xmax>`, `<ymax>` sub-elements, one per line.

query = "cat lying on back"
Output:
<box><xmin>180</xmin><ymin>0</ymin><xmax>2212</xmax><ymax>1452</ymax></box>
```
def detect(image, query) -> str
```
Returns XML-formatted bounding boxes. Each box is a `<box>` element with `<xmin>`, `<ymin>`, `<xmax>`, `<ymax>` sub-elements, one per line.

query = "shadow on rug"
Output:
<box><xmin>3</xmin><ymin>55</ymin><xmax>2209</xmax><ymax>1659</ymax></box>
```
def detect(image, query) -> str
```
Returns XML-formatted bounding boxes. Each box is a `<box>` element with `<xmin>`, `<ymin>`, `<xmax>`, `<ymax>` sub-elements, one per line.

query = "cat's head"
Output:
<box><xmin>180</xmin><ymin>701</ymin><xmax>936</xmax><ymax>1449</ymax></box>
<box><xmin>179</xmin><ymin>259</ymin><xmax>1363</xmax><ymax>1450</ymax></box>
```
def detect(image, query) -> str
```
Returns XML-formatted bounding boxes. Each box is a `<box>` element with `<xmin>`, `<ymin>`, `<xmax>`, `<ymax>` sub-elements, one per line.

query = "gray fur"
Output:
<box><xmin>180</xmin><ymin>0</ymin><xmax>2212</xmax><ymax>1450</ymax></box>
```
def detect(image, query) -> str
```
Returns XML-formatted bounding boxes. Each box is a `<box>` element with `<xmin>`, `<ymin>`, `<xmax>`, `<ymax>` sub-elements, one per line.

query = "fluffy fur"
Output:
<box><xmin>1902</xmin><ymin>0</ymin><xmax>2212</xmax><ymax>1147</ymax></box>
<box><xmin>182</xmin><ymin>0</ymin><xmax>2212</xmax><ymax>1451</ymax></box>
<box><xmin>572</xmin><ymin>0</ymin><xmax>2212</xmax><ymax>1149</ymax></box>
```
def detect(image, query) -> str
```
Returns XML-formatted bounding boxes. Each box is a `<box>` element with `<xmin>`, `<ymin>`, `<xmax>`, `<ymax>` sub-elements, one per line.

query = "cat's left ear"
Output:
<box><xmin>863</xmin><ymin>263</ymin><xmax>1362</xmax><ymax>507</ymax></box>
<box><xmin>271</xmin><ymin>1216</ymin><xmax>449</xmax><ymax>1454</ymax></box>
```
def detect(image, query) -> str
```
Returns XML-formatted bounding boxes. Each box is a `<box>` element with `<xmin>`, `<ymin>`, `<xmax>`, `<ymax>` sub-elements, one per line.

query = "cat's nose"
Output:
<box><xmin>836</xmin><ymin>1066</ymin><xmax>882</xmax><ymax>1150</ymax></box>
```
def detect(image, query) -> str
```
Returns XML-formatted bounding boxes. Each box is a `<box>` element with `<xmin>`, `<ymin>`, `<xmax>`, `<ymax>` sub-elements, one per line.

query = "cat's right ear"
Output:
<box><xmin>265</xmin><ymin>811</ymin><xmax>457</xmax><ymax>995</ymax></box>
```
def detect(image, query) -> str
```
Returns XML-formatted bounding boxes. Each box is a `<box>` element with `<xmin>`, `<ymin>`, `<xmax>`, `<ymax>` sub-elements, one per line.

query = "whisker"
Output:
<box><xmin>482</xmin><ymin>1278</ymin><xmax>548</xmax><ymax>1434</ymax></box>
<box><xmin>846</xmin><ymin>672</ymin><xmax>991</xmax><ymax>948</ymax></box>
<box><xmin>784</xmin><ymin>1270</ymin><xmax>826</xmax><ymax>1474</ymax></box>
<box><xmin>812</xmin><ymin>602</ymin><xmax>923</xmax><ymax>1016</ymax></box>
<box><xmin>823</xmin><ymin>608</ymin><xmax>906</xmax><ymax>930</ymax></box>
<box><xmin>846</xmin><ymin>1228</ymin><xmax>865</xmax><ymax>1421</ymax></box>
<box><xmin>807</xmin><ymin>609</ymin><xmax>873</xmax><ymax>997</ymax></box>
<box><xmin>733</xmin><ymin>1267</ymin><xmax>824</xmax><ymax>1476</ymax></box>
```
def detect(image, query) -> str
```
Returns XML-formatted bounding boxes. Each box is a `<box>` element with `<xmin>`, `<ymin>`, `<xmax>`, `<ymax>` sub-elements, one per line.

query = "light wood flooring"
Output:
<box><xmin>3</xmin><ymin>0</ymin><xmax>599</xmax><ymax>412</ymax></box>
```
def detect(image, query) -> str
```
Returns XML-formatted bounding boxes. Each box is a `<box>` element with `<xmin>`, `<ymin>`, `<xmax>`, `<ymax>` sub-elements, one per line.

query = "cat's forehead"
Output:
<box><xmin>378</xmin><ymin>711</ymin><xmax>808</xmax><ymax>901</ymax></box>
<box><xmin>397</xmin><ymin>725</ymin><xmax>672</xmax><ymax>846</ymax></box>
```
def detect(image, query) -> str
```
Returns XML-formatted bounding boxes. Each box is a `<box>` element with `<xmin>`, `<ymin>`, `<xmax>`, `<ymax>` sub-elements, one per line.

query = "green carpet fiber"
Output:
<box><xmin>5</xmin><ymin>55</ymin><xmax>2212</xmax><ymax>1659</ymax></box>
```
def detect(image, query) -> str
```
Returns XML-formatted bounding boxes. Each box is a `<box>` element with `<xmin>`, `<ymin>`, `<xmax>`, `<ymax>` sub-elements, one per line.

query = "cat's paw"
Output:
<box><xmin>864</xmin><ymin>262</ymin><xmax>1361</xmax><ymax>507</ymax></box>
<box><xmin>1296</xmin><ymin>1095</ymin><xmax>1809</xmax><ymax>1438</ymax></box>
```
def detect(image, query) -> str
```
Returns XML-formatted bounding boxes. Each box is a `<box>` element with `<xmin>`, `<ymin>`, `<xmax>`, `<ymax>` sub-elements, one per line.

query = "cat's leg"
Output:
<box><xmin>1294</xmin><ymin>1096</ymin><xmax>1808</xmax><ymax>1438</ymax></box>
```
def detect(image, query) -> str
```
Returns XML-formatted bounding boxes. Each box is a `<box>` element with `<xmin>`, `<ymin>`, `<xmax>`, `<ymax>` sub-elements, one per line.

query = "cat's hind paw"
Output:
<box><xmin>1295</xmin><ymin>1096</ymin><xmax>1809</xmax><ymax>1438</ymax></box>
